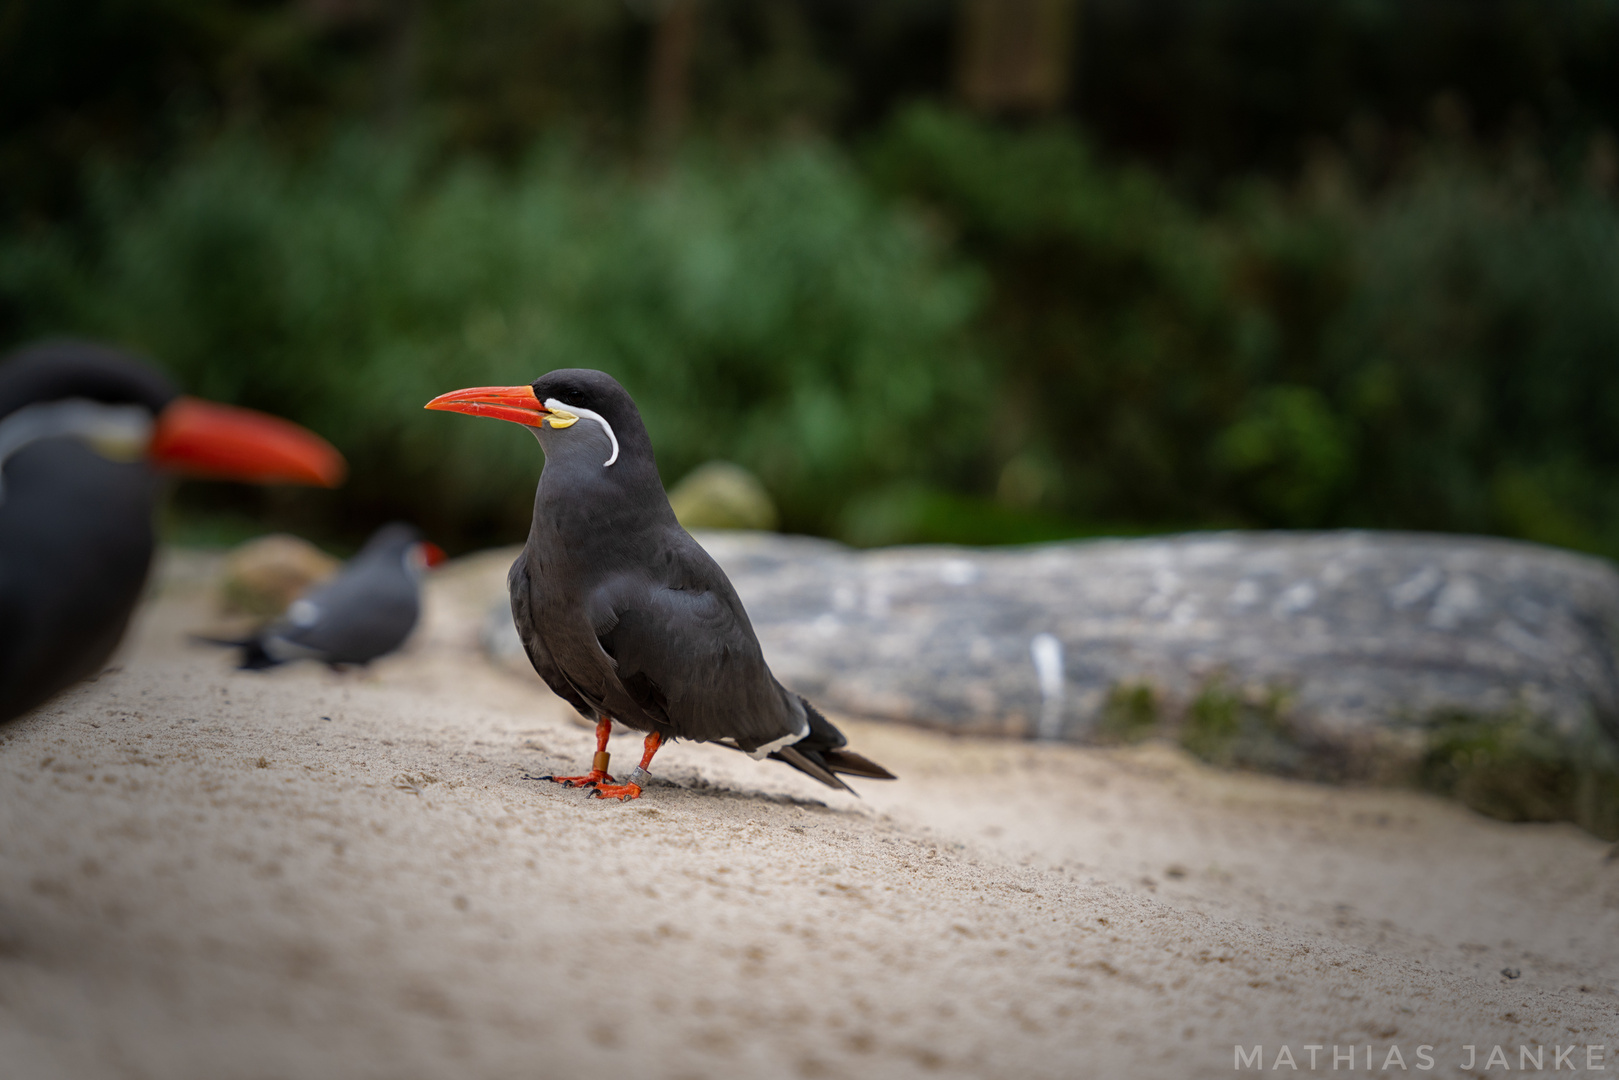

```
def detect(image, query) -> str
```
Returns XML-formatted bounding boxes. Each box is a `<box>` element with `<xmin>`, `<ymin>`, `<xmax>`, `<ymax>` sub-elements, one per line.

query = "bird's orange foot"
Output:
<box><xmin>530</xmin><ymin>770</ymin><xmax>613</xmax><ymax>788</ymax></box>
<box><xmin>589</xmin><ymin>782</ymin><xmax>643</xmax><ymax>801</ymax></box>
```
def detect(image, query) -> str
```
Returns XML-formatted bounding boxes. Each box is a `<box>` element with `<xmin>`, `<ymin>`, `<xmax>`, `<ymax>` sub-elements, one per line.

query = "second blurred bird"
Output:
<box><xmin>201</xmin><ymin>523</ymin><xmax>445</xmax><ymax>670</ymax></box>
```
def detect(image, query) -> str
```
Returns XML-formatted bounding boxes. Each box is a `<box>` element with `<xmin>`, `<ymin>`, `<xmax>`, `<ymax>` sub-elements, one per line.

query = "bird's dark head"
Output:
<box><xmin>424</xmin><ymin>368</ymin><xmax>649</xmax><ymax>473</ymax></box>
<box><xmin>0</xmin><ymin>340</ymin><xmax>346</xmax><ymax>488</ymax></box>
<box><xmin>0</xmin><ymin>339</ymin><xmax>178</xmax><ymax>417</ymax></box>
<box><xmin>358</xmin><ymin>521</ymin><xmax>447</xmax><ymax>574</ymax></box>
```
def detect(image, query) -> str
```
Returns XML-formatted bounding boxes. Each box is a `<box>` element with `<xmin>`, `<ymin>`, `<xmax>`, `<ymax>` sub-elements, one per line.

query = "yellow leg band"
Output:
<box><xmin>592</xmin><ymin>750</ymin><xmax>611</xmax><ymax>774</ymax></box>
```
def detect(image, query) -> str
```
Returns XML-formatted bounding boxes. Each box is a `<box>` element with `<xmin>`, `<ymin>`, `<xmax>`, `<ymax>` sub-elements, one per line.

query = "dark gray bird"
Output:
<box><xmin>204</xmin><ymin>523</ymin><xmax>444</xmax><ymax>670</ymax></box>
<box><xmin>426</xmin><ymin>369</ymin><xmax>895</xmax><ymax>800</ymax></box>
<box><xmin>0</xmin><ymin>340</ymin><xmax>346</xmax><ymax>724</ymax></box>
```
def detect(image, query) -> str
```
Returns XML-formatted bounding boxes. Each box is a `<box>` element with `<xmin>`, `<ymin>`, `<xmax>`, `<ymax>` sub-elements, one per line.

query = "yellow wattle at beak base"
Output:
<box><xmin>545</xmin><ymin>409</ymin><xmax>579</xmax><ymax>429</ymax></box>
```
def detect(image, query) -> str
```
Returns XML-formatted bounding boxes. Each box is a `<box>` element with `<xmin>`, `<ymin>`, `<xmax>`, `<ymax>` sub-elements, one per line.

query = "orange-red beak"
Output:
<box><xmin>148</xmin><ymin>396</ymin><xmax>346</xmax><ymax>487</ymax></box>
<box><xmin>424</xmin><ymin>385</ymin><xmax>550</xmax><ymax>427</ymax></box>
<box><xmin>418</xmin><ymin>541</ymin><xmax>447</xmax><ymax>568</ymax></box>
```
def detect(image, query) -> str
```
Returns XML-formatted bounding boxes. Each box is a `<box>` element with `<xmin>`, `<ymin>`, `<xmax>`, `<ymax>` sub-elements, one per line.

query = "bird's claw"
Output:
<box><xmin>588</xmin><ymin>782</ymin><xmax>643</xmax><ymax>801</ymax></box>
<box><xmin>529</xmin><ymin>771</ymin><xmax>613</xmax><ymax>787</ymax></box>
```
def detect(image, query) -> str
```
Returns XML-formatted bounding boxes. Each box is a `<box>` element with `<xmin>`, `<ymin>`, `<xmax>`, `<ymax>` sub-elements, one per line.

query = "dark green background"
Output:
<box><xmin>7</xmin><ymin>0</ymin><xmax>1619</xmax><ymax>558</ymax></box>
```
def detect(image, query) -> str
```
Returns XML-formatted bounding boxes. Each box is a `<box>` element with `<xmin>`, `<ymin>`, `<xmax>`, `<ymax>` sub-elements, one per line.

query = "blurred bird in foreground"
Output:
<box><xmin>200</xmin><ymin>522</ymin><xmax>444</xmax><ymax>670</ymax></box>
<box><xmin>0</xmin><ymin>340</ymin><xmax>346</xmax><ymax>724</ymax></box>
<box><xmin>426</xmin><ymin>368</ymin><xmax>895</xmax><ymax>800</ymax></box>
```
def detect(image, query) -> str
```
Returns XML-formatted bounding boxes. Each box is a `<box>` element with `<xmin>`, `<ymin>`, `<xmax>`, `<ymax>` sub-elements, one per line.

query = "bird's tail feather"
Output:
<box><xmin>796</xmin><ymin>695</ymin><xmax>897</xmax><ymax>780</ymax></box>
<box><xmin>758</xmin><ymin>695</ymin><xmax>897</xmax><ymax>791</ymax></box>
<box><xmin>771</xmin><ymin>745</ymin><xmax>854</xmax><ymax>793</ymax></box>
<box><xmin>188</xmin><ymin>633</ymin><xmax>280</xmax><ymax>671</ymax></box>
<box><xmin>820</xmin><ymin>747</ymin><xmax>897</xmax><ymax>780</ymax></box>
<box><xmin>189</xmin><ymin>632</ymin><xmax>249</xmax><ymax>648</ymax></box>
<box><xmin>719</xmin><ymin>690</ymin><xmax>898</xmax><ymax>791</ymax></box>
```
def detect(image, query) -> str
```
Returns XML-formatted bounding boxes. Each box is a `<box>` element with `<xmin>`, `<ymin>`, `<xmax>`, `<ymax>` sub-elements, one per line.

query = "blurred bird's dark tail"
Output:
<box><xmin>768</xmin><ymin>695</ymin><xmax>897</xmax><ymax>793</ymax></box>
<box><xmin>189</xmin><ymin>633</ymin><xmax>282</xmax><ymax>671</ymax></box>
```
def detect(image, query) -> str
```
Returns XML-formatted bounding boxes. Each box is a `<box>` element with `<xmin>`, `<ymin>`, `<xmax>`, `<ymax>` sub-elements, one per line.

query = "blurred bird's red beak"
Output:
<box><xmin>419</xmin><ymin>542</ymin><xmax>447</xmax><ymax>568</ymax></box>
<box><xmin>423</xmin><ymin>385</ymin><xmax>550</xmax><ymax>427</ymax></box>
<box><xmin>148</xmin><ymin>397</ymin><xmax>347</xmax><ymax>487</ymax></box>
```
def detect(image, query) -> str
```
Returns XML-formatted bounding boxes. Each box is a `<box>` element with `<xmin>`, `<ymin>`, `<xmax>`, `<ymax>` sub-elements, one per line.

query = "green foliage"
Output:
<box><xmin>1089</xmin><ymin>682</ymin><xmax>1619</xmax><ymax>839</ymax></box>
<box><xmin>16</xmin><ymin>0</ymin><xmax>1619</xmax><ymax>236</ymax></box>
<box><xmin>835</xmin><ymin>485</ymin><xmax>1099</xmax><ymax>548</ymax></box>
<box><xmin>1213</xmin><ymin>385</ymin><xmax>1352</xmax><ymax>526</ymax></box>
<box><xmin>867</xmin><ymin>106</ymin><xmax>1351</xmax><ymax>532</ymax></box>
<box><xmin>1095</xmin><ymin>682</ymin><xmax>1161</xmax><ymax>746</ymax></box>
<box><xmin>11</xmin><ymin>107</ymin><xmax>1619</xmax><ymax>565</ymax></box>
<box><xmin>869</xmin><ymin>107</ymin><xmax>1619</xmax><ymax>559</ymax></box>
<box><xmin>0</xmin><ymin>135</ymin><xmax>984</xmax><ymax>544</ymax></box>
<box><xmin>1418</xmin><ymin>710</ymin><xmax>1619</xmax><ymax>841</ymax></box>
<box><xmin>1324</xmin><ymin>162</ymin><xmax>1619</xmax><ymax>553</ymax></box>
<box><xmin>1178</xmin><ymin>679</ymin><xmax>1316</xmax><ymax>777</ymax></box>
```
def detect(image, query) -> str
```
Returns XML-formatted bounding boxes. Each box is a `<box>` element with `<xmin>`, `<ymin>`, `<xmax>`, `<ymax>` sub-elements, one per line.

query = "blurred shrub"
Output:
<box><xmin>867</xmin><ymin>105</ymin><xmax>1353</xmax><ymax>532</ymax></box>
<box><xmin>0</xmin><ymin>135</ymin><xmax>984</xmax><ymax>545</ymax></box>
<box><xmin>869</xmin><ymin>107</ymin><xmax>1619</xmax><ymax>560</ymax></box>
<box><xmin>1323</xmin><ymin>159</ymin><xmax>1619</xmax><ymax>555</ymax></box>
<box><xmin>14</xmin><ymin>0</ymin><xmax>1619</xmax><ymax>234</ymax></box>
<box><xmin>835</xmin><ymin>485</ymin><xmax>1089</xmax><ymax>548</ymax></box>
<box><xmin>9</xmin><ymin>109</ymin><xmax>1619</xmax><ymax>560</ymax></box>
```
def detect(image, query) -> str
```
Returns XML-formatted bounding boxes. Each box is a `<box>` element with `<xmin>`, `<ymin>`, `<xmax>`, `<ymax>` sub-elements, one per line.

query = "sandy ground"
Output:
<box><xmin>2</xmin><ymin>549</ymin><xmax>1617</xmax><ymax>1080</ymax></box>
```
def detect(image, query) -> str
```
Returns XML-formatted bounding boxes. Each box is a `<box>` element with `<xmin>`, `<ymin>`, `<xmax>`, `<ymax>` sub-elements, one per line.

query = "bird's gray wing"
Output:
<box><xmin>593</xmin><ymin>535</ymin><xmax>805</xmax><ymax>748</ymax></box>
<box><xmin>263</xmin><ymin>555</ymin><xmax>418</xmax><ymax>664</ymax></box>
<box><xmin>509</xmin><ymin>553</ymin><xmax>598</xmax><ymax>721</ymax></box>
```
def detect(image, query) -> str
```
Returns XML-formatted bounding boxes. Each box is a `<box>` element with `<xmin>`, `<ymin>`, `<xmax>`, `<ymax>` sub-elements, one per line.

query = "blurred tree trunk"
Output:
<box><xmin>957</xmin><ymin>0</ymin><xmax>1077</xmax><ymax>115</ymax></box>
<box><xmin>646</xmin><ymin>0</ymin><xmax>700</xmax><ymax>160</ymax></box>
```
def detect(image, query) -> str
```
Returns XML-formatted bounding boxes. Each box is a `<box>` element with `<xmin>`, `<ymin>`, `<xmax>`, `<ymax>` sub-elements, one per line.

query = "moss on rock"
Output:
<box><xmin>1416</xmin><ymin>710</ymin><xmax>1619</xmax><ymax>841</ymax></box>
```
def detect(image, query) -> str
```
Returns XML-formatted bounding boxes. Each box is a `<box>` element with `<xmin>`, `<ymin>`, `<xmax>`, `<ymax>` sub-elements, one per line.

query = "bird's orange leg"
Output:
<box><xmin>540</xmin><ymin>716</ymin><xmax>615</xmax><ymax>787</ymax></box>
<box><xmin>591</xmin><ymin>732</ymin><xmax>663</xmax><ymax>801</ymax></box>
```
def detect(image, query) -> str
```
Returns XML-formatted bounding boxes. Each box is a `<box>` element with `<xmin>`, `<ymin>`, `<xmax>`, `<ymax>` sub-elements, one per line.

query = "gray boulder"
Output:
<box><xmin>692</xmin><ymin>530</ymin><xmax>1619</xmax><ymax>773</ymax></box>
